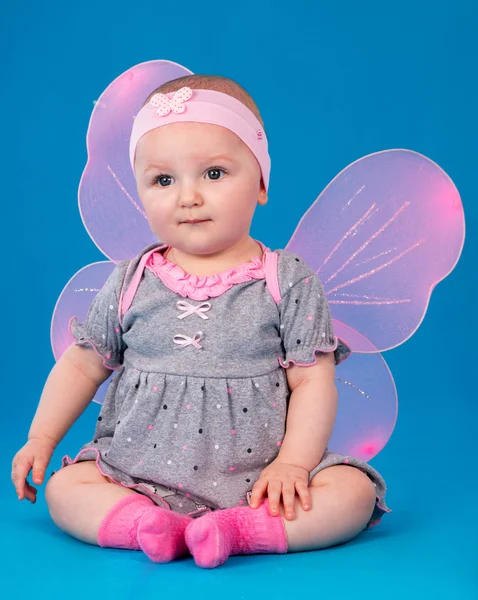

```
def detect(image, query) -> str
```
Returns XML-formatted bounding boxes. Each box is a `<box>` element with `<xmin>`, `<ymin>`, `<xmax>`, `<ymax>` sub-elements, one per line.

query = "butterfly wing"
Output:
<box><xmin>286</xmin><ymin>150</ymin><xmax>465</xmax><ymax>352</ymax></box>
<box><xmin>51</xmin><ymin>262</ymin><xmax>116</xmax><ymax>404</ymax></box>
<box><xmin>329</xmin><ymin>318</ymin><xmax>397</xmax><ymax>459</ymax></box>
<box><xmin>286</xmin><ymin>149</ymin><xmax>464</xmax><ymax>458</ymax></box>
<box><xmin>79</xmin><ymin>60</ymin><xmax>192</xmax><ymax>263</ymax></box>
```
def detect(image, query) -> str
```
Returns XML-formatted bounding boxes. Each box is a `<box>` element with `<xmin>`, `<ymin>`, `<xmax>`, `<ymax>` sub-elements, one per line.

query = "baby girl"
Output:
<box><xmin>12</xmin><ymin>74</ymin><xmax>389</xmax><ymax>568</ymax></box>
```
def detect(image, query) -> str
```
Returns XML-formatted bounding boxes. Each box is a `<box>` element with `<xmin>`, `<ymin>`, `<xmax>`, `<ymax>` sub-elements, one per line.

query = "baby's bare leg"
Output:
<box><xmin>283</xmin><ymin>465</ymin><xmax>377</xmax><ymax>552</ymax></box>
<box><xmin>45</xmin><ymin>461</ymin><xmax>137</xmax><ymax>545</ymax></box>
<box><xmin>184</xmin><ymin>463</ymin><xmax>378</xmax><ymax>568</ymax></box>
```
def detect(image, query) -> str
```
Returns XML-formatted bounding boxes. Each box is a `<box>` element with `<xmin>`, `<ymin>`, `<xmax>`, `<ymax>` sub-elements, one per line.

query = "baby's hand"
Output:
<box><xmin>11</xmin><ymin>437</ymin><xmax>56</xmax><ymax>503</ymax></box>
<box><xmin>250</xmin><ymin>459</ymin><xmax>310</xmax><ymax>520</ymax></box>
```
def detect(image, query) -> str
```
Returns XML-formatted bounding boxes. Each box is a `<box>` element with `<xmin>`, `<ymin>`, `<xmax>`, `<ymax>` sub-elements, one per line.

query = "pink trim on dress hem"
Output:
<box><xmin>68</xmin><ymin>316</ymin><xmax>120</xmax><ymax>371</ymax></box>
<box><xmin>367</xmin><ymin>497</ymin><xmax>392</xmax><ymax>529</ymax></box>
<box><xmin>376</xmin><ymin>500</ymin><xmax>392</xmax><ymax>513</ymax></box>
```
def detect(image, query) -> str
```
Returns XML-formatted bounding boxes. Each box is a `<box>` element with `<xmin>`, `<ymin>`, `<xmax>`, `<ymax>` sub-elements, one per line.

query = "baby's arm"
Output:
<box><xmin>277</xmin><ymin>351</ymin><xmax>337</xmax><ymax>471</ymax></box>
<box><xmin>12</xmin><ymin>344</ymin><xmax>112</xmax><ymax>502</ymax></box>
<box><xmin>250</xmin><ymin>352</ymin><xmax>337</xmax><ymax>519</ymax></box>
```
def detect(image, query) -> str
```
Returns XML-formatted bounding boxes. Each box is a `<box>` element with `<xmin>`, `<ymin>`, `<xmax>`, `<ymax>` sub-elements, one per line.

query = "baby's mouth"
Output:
<box><xmin>181</xmin><ymin>219</ymin><xmax>211</xmax><ymax>224</ymax></box>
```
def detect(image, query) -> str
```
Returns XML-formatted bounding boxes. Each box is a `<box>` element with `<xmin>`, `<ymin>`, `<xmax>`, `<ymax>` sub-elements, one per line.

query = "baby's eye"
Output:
<box><xmin>205</xmin><ymin>168</ymin><xmax>226</xmax><ymax>181</ymax></box>
<box><xmin>155</xmin><ymin>175</ymin><xmax>175</xmax><ymax>187</ymax></box>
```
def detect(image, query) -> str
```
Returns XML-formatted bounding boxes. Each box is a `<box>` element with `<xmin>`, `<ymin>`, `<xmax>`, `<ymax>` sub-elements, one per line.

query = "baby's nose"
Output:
<box><xmin>179</xmin><ymin>188</ymin><xmax>204</xmax><ymax>208</ymax></box>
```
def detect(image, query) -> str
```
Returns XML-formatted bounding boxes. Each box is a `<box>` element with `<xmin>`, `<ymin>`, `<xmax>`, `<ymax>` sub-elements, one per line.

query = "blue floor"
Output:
<box><xmin>4</xmin><ymin>471</ymin><xmax>477</xmax><ymax>600</ymax></box>
<box><xmin>4</xmin><ymin>457</ymin><xmax>477</xmax><ymax>600</ymax></box>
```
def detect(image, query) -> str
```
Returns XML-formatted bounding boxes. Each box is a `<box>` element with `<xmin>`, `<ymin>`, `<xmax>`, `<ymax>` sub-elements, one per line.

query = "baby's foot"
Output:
<box><xmin>185</xmin><ymin>501</ymin><xmax>288</xmax><ymax>568</ymax></box>
<box><xmin>137</xmin><ymin>507</ymin><xmax>192</xmax><ymax>563</ymax></box>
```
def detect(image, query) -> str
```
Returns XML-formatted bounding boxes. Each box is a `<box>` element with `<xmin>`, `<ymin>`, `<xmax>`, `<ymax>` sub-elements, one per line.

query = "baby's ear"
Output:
<box><xmin>257</xmin><ymin>182</ymin><xmax>268</xmax><ymax>206</ymax></box>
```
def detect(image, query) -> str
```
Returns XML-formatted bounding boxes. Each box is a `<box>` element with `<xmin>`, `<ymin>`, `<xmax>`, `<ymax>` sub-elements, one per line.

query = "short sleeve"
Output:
<box><xmin>277</xmin><ymin>253</ymin><xmax>351</xmax><ymax>367</ymax></box>
<box><xmin>68</xmin><ymin>260</ymin><xmax>129</xmax><ymax>370</ymax></box>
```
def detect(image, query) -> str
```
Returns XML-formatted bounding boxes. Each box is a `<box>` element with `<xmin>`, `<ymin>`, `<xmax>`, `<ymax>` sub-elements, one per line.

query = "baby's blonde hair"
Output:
<box><xmin>142</xmin><ymin>74</ymin><xmax>265</xmax><ymax>130</ymax></box>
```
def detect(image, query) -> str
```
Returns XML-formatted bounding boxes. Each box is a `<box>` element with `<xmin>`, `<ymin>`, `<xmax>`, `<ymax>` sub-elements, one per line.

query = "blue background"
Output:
<box><xmin>3</xmin><ymin>1</ymin><xmax>477</xmax><ymax>598</ymax></box>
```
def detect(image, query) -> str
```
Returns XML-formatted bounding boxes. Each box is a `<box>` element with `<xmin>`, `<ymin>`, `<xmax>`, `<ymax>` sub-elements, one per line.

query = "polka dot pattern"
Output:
<box><xmin>67</xmin><ymin>252</ymin><xmax>346</xmax><ymax>512</ymax></box>
<box><xmin>119</xmin><ymin>370</ymin><xmax>288</xmax><ymax>501</ymax></box>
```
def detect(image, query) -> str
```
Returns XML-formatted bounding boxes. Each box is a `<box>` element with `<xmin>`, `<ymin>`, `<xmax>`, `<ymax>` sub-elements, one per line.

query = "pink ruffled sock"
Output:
<box><xmin>97</xmin><ymin>494</ymin><xmax>191</xmax><ymax>563</ymax></box>
<box><xmin>185</xmin><ymin>500</ymin><xmax>288</xmax><ymax>568</ymax></box>
<box><xmin>97</xmin><ymin>494</ymin><xmax>154</xmax><ymax>550</ymax></box>
<box><xmin>137</xmin><ymin>507</ymin><xmax>192</xmax><ymax>563</ymax></box>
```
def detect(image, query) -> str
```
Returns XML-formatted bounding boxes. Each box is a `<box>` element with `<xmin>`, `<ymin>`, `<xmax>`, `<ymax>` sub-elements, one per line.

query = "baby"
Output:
<box><xmin>12</xmin><ymin>74</ymin><xmax>389</xmax><ymax>568</ymax></box>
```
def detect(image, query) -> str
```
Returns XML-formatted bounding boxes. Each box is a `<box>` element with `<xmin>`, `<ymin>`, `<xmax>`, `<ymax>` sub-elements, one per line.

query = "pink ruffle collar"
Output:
<box><xmin>144</xmin><ymin>243</ymin><xmax>267</xmax><ymax>300</ymax></box>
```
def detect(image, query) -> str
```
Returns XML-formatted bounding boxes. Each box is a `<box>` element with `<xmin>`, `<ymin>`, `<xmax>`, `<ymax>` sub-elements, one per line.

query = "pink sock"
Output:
<box><xmin>137</xmin><ymin>507</ymin><xmax>192</xmax><ymax>563</ymax></box>
<box><xmin>97</xmin><ymin>494</ymin><xmax>154</xmax><ymax>550</ymax></box>
<box><xmin>185</xmin><ymin>500</ymin><xmax>288</xmax><ymax>568</ymax></box>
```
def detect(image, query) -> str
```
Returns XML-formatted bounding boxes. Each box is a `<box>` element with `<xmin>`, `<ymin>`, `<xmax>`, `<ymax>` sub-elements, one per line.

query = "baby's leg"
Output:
<box><xmin>45</xmin><ymin>461</ymin><xmax>142</xmax><ymax>545</ymax></box>
<box><xmin>185</xmin><ymin>464</ymin><xmax>376</xmax><ymax>568</ymax></box>
<box><xmin>283</xmin><ymin>465</ymin><xmax>377</xmax><ymax>552</ymax></box>
<box><xmin>46</xmin><ymin>461</ymin><xmax>191</xmax><ymax>561</ymax></box>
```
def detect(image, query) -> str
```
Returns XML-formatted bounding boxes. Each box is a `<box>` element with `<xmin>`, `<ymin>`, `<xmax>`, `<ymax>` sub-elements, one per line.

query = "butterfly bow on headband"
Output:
<box><xmin>150</xmin><ymin>86</ymin><xmax>193</xmax><ymax>116</ymax></box>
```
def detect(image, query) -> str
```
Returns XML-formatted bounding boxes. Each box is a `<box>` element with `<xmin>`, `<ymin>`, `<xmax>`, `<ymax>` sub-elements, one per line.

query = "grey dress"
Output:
<box><xmin>60</xmin><ymin>241</ymin><xmax>390</xmax><ymax>526</ymax></box>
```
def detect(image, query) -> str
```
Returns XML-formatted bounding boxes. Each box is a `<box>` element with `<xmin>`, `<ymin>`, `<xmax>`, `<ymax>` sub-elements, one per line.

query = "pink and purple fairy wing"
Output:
<box><xmin>287</xmin><ymin>150</ymin><xmax>465</xmax><ymax>353</ymax></box>
<box><xmin>286</xmin><ymin>149</ymin><xmax>464</xmax><ymax>457</ymax></box>
<box><xmin>51</xmin><ymin>262</ymin><xmax>116</xmax><ymax>404</ymax></box>
<box><xmin>79</xmin><ymin>60</ymin><xmax>192</xmax><ymax>262</ymax></box>
<box><xmin>329</xmin><ymin>319</ymin><xmax>397</xmax><ymax>460</ymax></box>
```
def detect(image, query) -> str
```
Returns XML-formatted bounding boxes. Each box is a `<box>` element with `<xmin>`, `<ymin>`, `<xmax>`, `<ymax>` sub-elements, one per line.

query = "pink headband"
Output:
<box><xmin>129</xmin><ymin>87</ymin><xmax>270</xmax><ymax>191</ymax></box>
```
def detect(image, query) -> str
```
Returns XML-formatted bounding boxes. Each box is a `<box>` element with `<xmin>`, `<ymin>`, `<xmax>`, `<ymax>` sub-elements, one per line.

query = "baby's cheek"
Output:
<box><xmin>146</xmin><ymin>213</ymin><xmax>172</xmax><ymax>240</ymax></box>
<box><xmin>228</xmin><ymin>201</ymin><xmax>256</xmax><ymax>227</ymax></box>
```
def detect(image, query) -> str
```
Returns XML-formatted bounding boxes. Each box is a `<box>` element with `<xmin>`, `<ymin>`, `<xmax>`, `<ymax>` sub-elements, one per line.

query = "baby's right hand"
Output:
<box><xmin>11</xmin><ymin>437</ymin><xmax>56</xmax><ymax>503</ymax></box>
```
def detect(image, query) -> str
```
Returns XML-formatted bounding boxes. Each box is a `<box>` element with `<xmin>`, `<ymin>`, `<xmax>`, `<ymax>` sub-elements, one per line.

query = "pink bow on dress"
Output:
<box><xmin>176</xmin><ymin>300</ymin><xmax>212</xmax><ymax>320</ymax></box>
<box><xmin>173</xmin><ymin>332</ymin><xmax>204</xmax><ymax>350</ymax></box>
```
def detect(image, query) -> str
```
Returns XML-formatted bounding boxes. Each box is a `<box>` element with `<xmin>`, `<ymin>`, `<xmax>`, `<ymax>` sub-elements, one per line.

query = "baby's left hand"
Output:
<box><xmin>250</xmin><ymin>459</ymin><xmax>311</xmax><ymax>520</ymax></box>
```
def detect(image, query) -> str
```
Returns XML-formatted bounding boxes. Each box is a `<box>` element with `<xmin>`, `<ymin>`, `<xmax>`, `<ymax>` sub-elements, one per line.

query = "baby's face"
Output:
<box><xmin>134</xmin><ymin>122</ymin><xmax>267</xmax><ymax>255</ymax></box>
